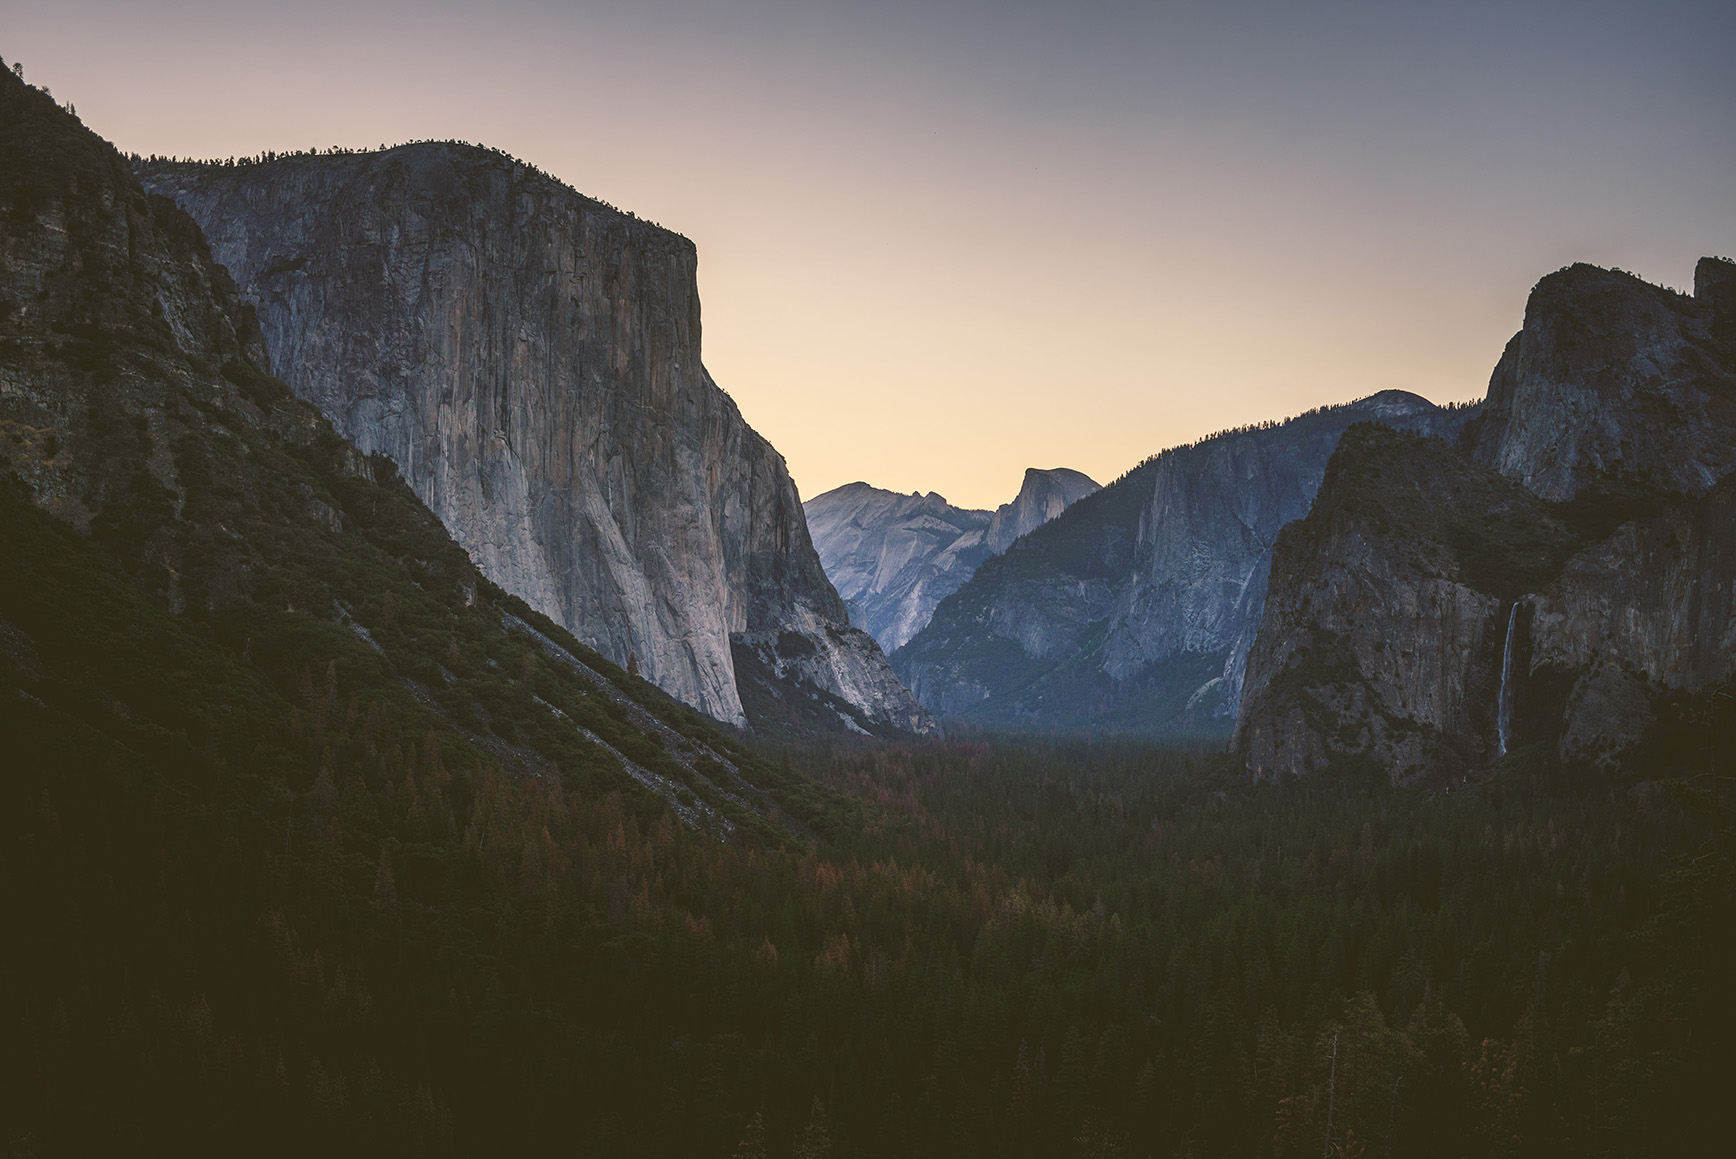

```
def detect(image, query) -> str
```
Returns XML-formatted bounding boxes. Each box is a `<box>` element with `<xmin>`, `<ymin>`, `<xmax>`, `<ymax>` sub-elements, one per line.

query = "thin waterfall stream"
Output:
<box><xmin>1497</xmin><ymin>600</ymin><xmax>1521</xmax><ymax>756</ymax></box>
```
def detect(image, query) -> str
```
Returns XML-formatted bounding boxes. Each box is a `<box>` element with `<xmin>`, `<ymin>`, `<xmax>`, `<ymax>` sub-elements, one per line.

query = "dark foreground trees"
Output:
<box><xmin>3</xmin><ymin>487</ymin><xmax>1729</xmax><ymax>1158</ymax></box>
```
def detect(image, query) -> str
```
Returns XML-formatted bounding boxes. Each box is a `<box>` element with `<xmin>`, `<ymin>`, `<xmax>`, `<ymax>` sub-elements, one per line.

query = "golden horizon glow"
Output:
<box><xmin>9</xmin><ymin>1</ymin><xmax>1732</xmax><ymax>508</ymax></box>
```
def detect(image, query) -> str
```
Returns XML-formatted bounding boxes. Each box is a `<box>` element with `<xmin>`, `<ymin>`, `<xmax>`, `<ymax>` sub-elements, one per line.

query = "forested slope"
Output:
<box><xmin>0</xmin><ymin>54</ymin><xmax>844</xmax><ymax>1155</ymax></box>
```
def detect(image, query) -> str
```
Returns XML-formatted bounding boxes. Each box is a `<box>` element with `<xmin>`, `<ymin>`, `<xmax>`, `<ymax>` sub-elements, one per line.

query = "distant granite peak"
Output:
<box><xmin>987</xmin><ymin>467</ymin><xmax>1102</xmax><ymax>553</ymax></box>
<box><xmin>892</xmin><ymin>394</ymin><xmax>1478</xmax><ymax>732</ymax></box>
<box><xmin>805</xmin><ymin>467</ymin><xmax>1099</xmax><ymax>656</ymax></box>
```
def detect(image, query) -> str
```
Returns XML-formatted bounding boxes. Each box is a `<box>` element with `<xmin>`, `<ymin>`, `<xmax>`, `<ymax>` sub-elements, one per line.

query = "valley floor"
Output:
<box><xmin>6</xmin><ymin>686</ymin><xmax>1731</xmax><ymax>1156</ymax></box>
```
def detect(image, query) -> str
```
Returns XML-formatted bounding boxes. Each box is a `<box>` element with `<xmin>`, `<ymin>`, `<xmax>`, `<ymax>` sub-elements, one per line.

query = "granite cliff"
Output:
<box><xmin>137</xmin><ymin>147</ymin><xmax>930</xmax><ymax>736</ymax></box>
<box><xmin>0</xmin><ymin>72</ymin><xmax>893</xmax><ymax>1151</ymax></box>
<box><xmin>0</xmin><ymin>64</ymin><xmax>820</xmax><ymax>835</ymax></box>
<box><xmin>985</xmin><ymin>467</ymin><xmax>1101</xmax><ymax>553</ymax></box>
<box><xmin>1236</xmin><ymin>259</ymin><xmax>1736</xmax><ymax>781</ymax></box>
<box><xmin>804</xmin><ymin>484</ymin><xmax>993</xmax><ymax>654</ymax></box>
<box><xmin>804</xmin><ymin>467</ymin><xmax>1099</xmax><ymax>656</ymax></box>
<box><xmin>892</xmin><ymin>392</ymin><xmax>1475</xmax><ymax>731</ymax></box>
<box><xmin>1464</xmin><ymin>260</ymin><xmax>1736</xmax><ymax>501</ymax></box>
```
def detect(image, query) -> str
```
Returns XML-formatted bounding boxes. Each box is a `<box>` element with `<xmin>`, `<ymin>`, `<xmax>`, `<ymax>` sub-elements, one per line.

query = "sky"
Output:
<box><xmin>6</xmin><ymin>0</ymin><xmax>1734</xmax><ymax>508</ymax></box>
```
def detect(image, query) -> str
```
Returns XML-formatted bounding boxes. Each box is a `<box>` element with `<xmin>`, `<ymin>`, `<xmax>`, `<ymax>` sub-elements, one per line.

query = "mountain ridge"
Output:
<box><xmin>892</xmin><ymin>390</ymin><xmax>1478</xmax><ymax>732</ymax></box>
<box><xmin>985</xmin><ymin>467</ymin><xmax>1102</xmax><ymax>553</ymax></box>
<box><xmin>804</xmin><ymin>466</ymin><xmax>1100</xmax><ymax>656</ymax></box>
<box><xmin>804</xmin><ymin>482</ymin><xmax>993</xmax><ymax>654</ymax></box>
<box><xmin>0</xmin><ymin>59</ymin><xmax>826</xmax><ymax>834</ymax></box>
<box><xmin>137</xmin><ymin>144</ymin><xmax>932</xmax><ymax>738</ymax></box>
<box><xmin>1234</xmin><ymin>258</ymin><xmax>1736</xmax><ymax>781</ymax></box>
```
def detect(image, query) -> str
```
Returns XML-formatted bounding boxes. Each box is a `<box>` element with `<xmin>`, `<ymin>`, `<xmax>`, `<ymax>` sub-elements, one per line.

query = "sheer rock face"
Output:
<box><xmin>1236</xmin><ymin>259</ymin><xmax>1736</xmax><ymax>780</ymax></box>
<box><xmin>804</xmin><ymin>484</ymin><xmax>993</xmax><ymax>655</ymax></box>
<box><xmin>1102</xmin><ymin>392</ymin><xmax>1466</xmax><ymax>690</ymax></box>
<box><xmin>892</xmin><ymin>392</ymin><xmax>1474</xmax><ymax>731</ymax></box>
<box><xmin>804</xmin><ymin>469</ymin><xmax>1099</xmax><ymax>657</ymax></box>
<box><xmin>985</xmin><ymin>468</ymin><xmax>1101</xmax><ymax>554</ymax></box>
<box><xmin>1234</xmin><ymin>427</ymin><xmax>1566</xmax><ymax>784</ymax></box>
<box><xmin>139</xmin><ymin>146</ymin><xmax>930</xmax><ymax>733</ymax></box>
<box><xmin>1465</xmin><ymin>259</ymin><xmax>1736</xmax><ymax>502</ymax></box>
<box><xmin>1528</xmin><ymin>481</ymin><xmax>1736</xmax><ymax>763</ymax></box>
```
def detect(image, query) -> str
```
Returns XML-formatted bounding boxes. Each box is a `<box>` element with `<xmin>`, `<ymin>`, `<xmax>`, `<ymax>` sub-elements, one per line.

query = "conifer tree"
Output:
<box><xmin>794</xmin><ymin>1098</ymin><xmax>831</xmax><ymax>1159</ymax></box>
<box><xmin>730</xmin><ymin>1111</ymin><xmax>766</xmax><ymax>1159</ymax></box>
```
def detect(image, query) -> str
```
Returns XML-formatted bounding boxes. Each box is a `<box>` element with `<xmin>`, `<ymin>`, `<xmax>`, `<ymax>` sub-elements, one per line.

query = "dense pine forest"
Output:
<box><xmin>4</xmin><ymin>509</ymin><xmax>1731</xmax><ymax>1159</ymax></box>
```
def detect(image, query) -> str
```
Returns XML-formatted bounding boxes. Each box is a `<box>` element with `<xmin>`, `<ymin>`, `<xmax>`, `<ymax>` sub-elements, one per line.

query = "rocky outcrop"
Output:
<box><xmin>804</xmin><ymin>469</ymin><xmax>1100</xmax><ymax>656</ymax></box>
<box><xmin>985</xmin><ymin>468</ymin><xmax>1101</xmax><ymax>553</ymax></box>
<box><xmin>892</xmin><ymin>392</ymin><xmax>1475</xmax><ymax>731</ymax></box>
<box><xmin>1529</xmin><ymin>477</ymin><xmax>1736</xmax><ymax>762</ymax></box>
<box><xmin>1235</xmin><ymin>259</ymin><xmax>1736</xmax><ymax>781</ymax></box>
<box><xmin>1463</xmin><ymin>260</ymin><xmax>1736</xmax><ymax>501</ymax></box>
<box><xmin>1234</xmin><ymin>426</ymin><xmax>1576</xmax><ymax>783</ymax></box>
<box><xmin>138</xmin><ymin>146</ymin><xmax>930</xmax><ymax>735</ymax></box>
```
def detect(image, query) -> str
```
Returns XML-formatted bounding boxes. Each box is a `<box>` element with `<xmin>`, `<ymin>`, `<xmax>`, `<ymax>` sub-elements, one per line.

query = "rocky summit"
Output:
<box><xmin>892</xmin><ymin>392</ymin><xmax>1476</xmax><ymax>732</ymax></box>
<box><xmin>804</xmin><ymin>484</ymin><xmax>994</xmax><ymax>655</ymax></box>
<box><xmin>1465</xmin><ymin>260</ymin><xmax>1736</xmax><ymax>502</ymax></box>
<box><xmin>985</xmin><ymin>467</ymin><xmax>1101</xmax><ymax>553</ymax></box>
<box><xmin>805</xmin><ymin>468</ymin><xmax>1099</xmax><ymax>656</ymax></box>
<box><xmin>1235</xmin><ymin>258</ymin><xmax>1736</xmax><ymax>782</ymax></box>
<box><xmin>138</xmin><ymin>147</ymin><xmax>930</xmax><ymax>737</ymax></box>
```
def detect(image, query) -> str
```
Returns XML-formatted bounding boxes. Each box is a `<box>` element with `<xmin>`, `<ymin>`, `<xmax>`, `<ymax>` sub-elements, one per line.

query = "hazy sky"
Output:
<box><xmin>8</xmin><ymin>1</ymin><xmax>1734</xmax><ymax>507</ymax></box>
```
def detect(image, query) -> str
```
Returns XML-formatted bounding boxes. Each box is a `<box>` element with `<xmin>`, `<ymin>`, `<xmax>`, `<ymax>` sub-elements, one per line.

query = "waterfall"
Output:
<box><xmin>1496</xmin><ymin>600</ymin><xmax>1520</xmax><ymax>757</ymax></box>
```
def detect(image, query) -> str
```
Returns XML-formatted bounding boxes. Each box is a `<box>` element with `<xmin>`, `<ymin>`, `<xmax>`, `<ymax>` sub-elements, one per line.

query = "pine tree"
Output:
<box><xmin>374</xmin><ymin>847</ymin><xmax>397</xmax><ymax>913</ymax></box>
<box><xmin>794</xmin><ymin>1098</ymin><xmax>831</xmax><ymax>1159</ymax></box>
<box><xmin>730</xmin><ymin>1111</ymin><xmax>766</xmax><ymax>1159</ymax></box>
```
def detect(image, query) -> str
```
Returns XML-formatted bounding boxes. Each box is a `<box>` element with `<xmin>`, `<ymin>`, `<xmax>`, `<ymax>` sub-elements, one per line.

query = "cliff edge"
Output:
<box><xmin>1236</xmin><ymin>259</ymin><xmax>1736</xmax><ymax>780</ymax></box>
<box><xmin>139</xmin><ymin>147</ymin><xmax>931</xmax><ymax>736</ymax></box>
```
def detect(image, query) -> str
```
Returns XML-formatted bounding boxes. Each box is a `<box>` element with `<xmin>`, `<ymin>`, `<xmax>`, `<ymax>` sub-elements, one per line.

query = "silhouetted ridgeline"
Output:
<box><xmin>893</xmin><ymin>392</ymin><xmax>1477</xmax><ymax>732</ymax></box>
<box><xmin>1107</xmin><ymin>397</ymin><xmax>1483</xmax><ymax>490</ymax></box>
<box><xmin>124</xmin><ymin>143</ymin><xmax>682</xmax><ymax>235</ymax></box>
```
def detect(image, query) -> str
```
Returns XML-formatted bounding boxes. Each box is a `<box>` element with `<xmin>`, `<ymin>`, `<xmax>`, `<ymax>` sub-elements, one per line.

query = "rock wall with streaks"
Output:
<box><xmin>140</xmin><ymin>146</ymin><xmax>930</xmax><ymax>735</ymax></box>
